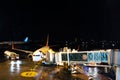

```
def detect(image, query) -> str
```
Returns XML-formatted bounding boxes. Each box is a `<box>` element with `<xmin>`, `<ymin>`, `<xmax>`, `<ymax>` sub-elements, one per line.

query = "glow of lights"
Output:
<box><xmin>88</xmin><ymin>67</ymin><xmax>93</xmax><ymax>76</ymax></box>
<box><xmin>16</xmin><ymin>60</ymin><xmax>21</xmax><ymax>68</ymax></box>
<box><xmin>82</xmin><ymin>54</ymin><xmax>87</xmax><ymax>60</ymax></box>
<box><xmin>10</xmin><ymin>60</ymin><xmax>21</xmax><ymax>73</ymax></box>
<box><xmin>106</xmin><ymin>49</ymin><xmax>111</xmax><ymax>52</ymax></box>
<box><xmin>10</xmin><ymin>61</ymin><xmax>15</xmax><ymax>65</ymax></box>
<box><xmin>88</xmin><ymin>67</ymin><xmax>98</xmax><ymax>77</ymax></box>
<box><xmin>93</xmin><ymin>67</ymin><xmax>98</xmax><ymax>77</ymax></box>
<box><xmin>10</xmin><ymin>61</ymin><xmax>15</xmax><ymax>72</ymax></box>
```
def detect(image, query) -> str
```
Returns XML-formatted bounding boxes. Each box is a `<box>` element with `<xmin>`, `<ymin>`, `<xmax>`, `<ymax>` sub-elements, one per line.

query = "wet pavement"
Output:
<box><xmin>0</xmin><ymin>59</ymin><xmax>35</xmax><ymax>80</ymax></box>
<box><xmin>0</xmin><ymin>59</ymin><xmax>89</xmax><ymax>80</ymax></box>
<box><xmin>0</xmin><ymin>59</ymin><xmax>115</xmax><ymax>80</ymax></box>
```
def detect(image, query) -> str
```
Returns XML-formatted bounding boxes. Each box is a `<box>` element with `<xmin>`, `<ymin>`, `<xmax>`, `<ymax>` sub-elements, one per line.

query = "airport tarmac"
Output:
<box><xmin>0</xmin><ymin>59</ymin><xmax>114</xmax><ymax>80</ymax></box>
<box><xmin>0</xmin><ymin>59</ymin><xmax>90</xmax><ymax>80</ymax></box>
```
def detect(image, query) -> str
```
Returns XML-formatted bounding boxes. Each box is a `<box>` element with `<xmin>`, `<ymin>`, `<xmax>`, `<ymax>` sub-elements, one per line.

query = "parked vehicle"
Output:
<box><xmin>4</xmin><ymin>50</ymin><xmax>19</xmax><ymax>60</ymax></box>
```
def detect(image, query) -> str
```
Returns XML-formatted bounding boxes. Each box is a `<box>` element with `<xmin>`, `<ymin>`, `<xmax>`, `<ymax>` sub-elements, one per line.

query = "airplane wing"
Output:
<box><xmin>39</xmin><ymin>46</ymin><xmax>55</xmax><ymax>54</ymax></box>
<box><xmin>13</xmin><ymin>48</ymin><xmax>33</xmax><ymax>54</ymax></box>
<box><xmin>0</xmin><ymin>37</ymin><xmax>29</xmax><ymax>45</ymax></box>
<box><xmin>0</xmin><ymin>41</ymin><xmax>25</xmax><ymax>45</ymax></box>
<box><xmin>12</xmin><ymin>48</ymin><xmax>34</xmax><ymax>58</ymax></box>
<box><xmin>13</xmin><ymin>46</ymin><xmax>55</xmax><ymax>54</ymax></box>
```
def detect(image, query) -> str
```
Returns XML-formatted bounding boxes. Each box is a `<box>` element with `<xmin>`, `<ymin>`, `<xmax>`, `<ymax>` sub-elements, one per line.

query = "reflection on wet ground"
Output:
<box><xmin>0</xmin><ymin>59</ymin><xmax>34</xmax><ymax>80</ymax></box>
<box><xmin>0</xmin><ymin>59</ymin><xmax>114</xmax><ymax>80</ymax></box>
<box><xmin>0</xmin><ymin>59</ymin><xmax>88</xmax><ymax>80</ymax></box>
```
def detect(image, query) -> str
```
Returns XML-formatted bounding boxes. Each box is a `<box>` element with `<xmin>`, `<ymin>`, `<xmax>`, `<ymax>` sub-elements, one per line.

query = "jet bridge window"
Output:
<box><xmin>61</xmin><ymin>52</ymin><xmax>88</xmax><ymax>61</ymax></box>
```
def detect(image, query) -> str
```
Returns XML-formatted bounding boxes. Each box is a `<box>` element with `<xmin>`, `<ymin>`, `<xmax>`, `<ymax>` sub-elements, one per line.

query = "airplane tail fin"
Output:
<box><xmin>24</xmin><ymin>37</ymin><xmax>29</xmax><ymax>43</ymax></box>
<box><xmin>46</xmin><ymin>34</ymin><xmax>49</xmax><ymax>46</ymax></box>
<box><xmin>39</xmin><ymin>34</ymin><xmax>56</xmax><ymax>54</ymax></box>
<box><xmin>11</xmin><ymin>37</ymin><xmax>29</xmax><ymax>49</ymax></box>
<box><xmin>11</xmin><ymin>41</ymin><xmax>14</xmax><ymax>49</ymax></box>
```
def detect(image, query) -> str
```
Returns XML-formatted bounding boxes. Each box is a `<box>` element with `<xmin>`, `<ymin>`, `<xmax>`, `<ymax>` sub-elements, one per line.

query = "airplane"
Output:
<box><xmin>2</xmin><ymin>37</ymin><xmax>29</xmax><ymax>60</ymax></box>
<box><xmin>12</xmin><ymin>34</ymin><xmax>56</xmax><ymax>64</ymax></box>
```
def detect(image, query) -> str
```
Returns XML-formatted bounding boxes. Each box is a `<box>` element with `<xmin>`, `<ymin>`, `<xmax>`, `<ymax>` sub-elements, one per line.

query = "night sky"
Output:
<box><xmin>0</xmin><ymin>0</ymin><xmax>120</xmax><ymax>42</ymax></box>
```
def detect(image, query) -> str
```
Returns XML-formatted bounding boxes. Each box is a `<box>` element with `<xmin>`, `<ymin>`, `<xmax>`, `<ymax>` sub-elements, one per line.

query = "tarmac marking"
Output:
<box><xmin>21</xmin><ymin>71</ymin><xmax>38</xmax><ymax>77</ymax></box>
<box><xmin>21</xmin><ymin>58</ymin><xmax>46</xmax><ymax>77</ymax></box>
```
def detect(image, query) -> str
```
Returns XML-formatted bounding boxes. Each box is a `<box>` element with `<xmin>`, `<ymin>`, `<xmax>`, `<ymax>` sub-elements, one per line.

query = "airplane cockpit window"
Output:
<box><xmin>33</xmin><ymin>55</ymin><xmax>40</xmax><ymax>56</ymax></box>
